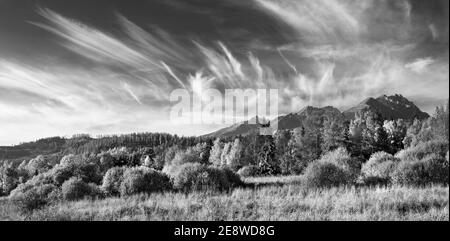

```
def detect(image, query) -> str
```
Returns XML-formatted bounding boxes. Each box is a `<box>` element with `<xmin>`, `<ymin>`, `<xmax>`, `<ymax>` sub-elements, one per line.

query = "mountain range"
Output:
<box><xmin>205</xmin><ymin>94</ymin><xmax>429</xmax><ymax>138</ymax></box>
<box><xmin>1</xmin><ymin>94</ymin><xmax>430</xmax><ymax>162</ymax></box>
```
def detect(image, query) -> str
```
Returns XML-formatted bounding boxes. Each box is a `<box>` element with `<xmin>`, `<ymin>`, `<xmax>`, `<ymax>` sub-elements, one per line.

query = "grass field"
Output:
<box><xmin>1</xmin><ymin>176</ymin><xmax>448</xmax><ymax>221</ymax></box>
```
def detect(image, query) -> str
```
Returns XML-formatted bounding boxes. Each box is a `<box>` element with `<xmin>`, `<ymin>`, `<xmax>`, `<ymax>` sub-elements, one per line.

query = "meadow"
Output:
<box><xmin>1</xmin><ymin>176</ymin><xmax>448</xmax><ymax>221</ymax></box>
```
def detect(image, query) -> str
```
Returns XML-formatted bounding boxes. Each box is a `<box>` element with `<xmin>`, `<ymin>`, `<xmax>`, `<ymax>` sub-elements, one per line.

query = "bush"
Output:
<box><xmin>237</xmin><ymin>165</ymin><xmax>260</xmax><ymax>177</ymax></box>
<box><xmin>119</xmin><ymin>167</ymin><xmax>171</xmax><ymax>196</ymax></box>
<box><xmin>304</xmin><ymin>160</ymin><xmax>351</xmax><ymax>188</ymax></box>
<box><xmin>423</xmin><ymin>155</ymin><xmax>449</xmax><ymax>184</ymax></box>
<box><xmin>50</xmin><ymin>155</ymin><xmax>103</xmax><ymax>186</ymax></box>
<box><xmin>320</xmin><ymin>148</ymin><xmax>361</xmax><ymax>180</ymax></box>
<box><xmin>101</xmin><ymin>167</ymin><xmax>125</xmax><ymax>195</ymax></box>
<box><xmin>0</xmin><ymin>162</ymin><xmax>20</xmax><ymax>195</ymax></box>
<box><xmin>51</xmin><ymin>164</ymin><xmax>74</xmax><ymax>186</ymax></box>
<box><xmin>170</xmin><ymin>150</ymin><xmax>202</xmax><ymax>166</ymax></box>
<box><xmin>171</xmin><ymin>163</ymin><xmax>238</xmax><ymax>192</ymax></box>
<box><xmin>221</xmin><ymin>168</ymin><xmax>244</xmax><ymax>188</ymax></box>
<box><xmin>392</xmin><ymin>154</ymin><xmax>449</xmax><ymax>186</ymax></box>
<box><xmin>26</xmin><ymin>155</ymin><xmax>53</xmax><ymax>176</ymax></box>
<box><xmin>396</xmin><ymin>140</ymin><xmax>449</xmax><ymax>162</ymax></box>
<box><xmin>98</xmin><ymin>152</ymin><xmax>116</xmax><ymax>171</ymax></box>
<box><xmin>10</xmin><ymin>172</ymin><xmax>54</xmax><ymax>198</ymax></box>
<box><xmin>361</xmin><ymin>152</ymin><xmax>400</xmax><ymax>185</ymax></box>
<box><xmin>73</xmin><ymin>162</ymin><xmax>103</xmax><ymax>185</ymax></box>
<box><xmin>10</xmin><ymin>184</ymin><xmax>60</xmax><ymax>213</ymax></box>
<box><xmin>61</xmin><ymin>177</ymin><xmax>103</xmax><ymax>201</ymax></box>
<box><xmin>101</xmin><ymin>167</ymin><xmax>127</xmax><ymax>195</ymax></box>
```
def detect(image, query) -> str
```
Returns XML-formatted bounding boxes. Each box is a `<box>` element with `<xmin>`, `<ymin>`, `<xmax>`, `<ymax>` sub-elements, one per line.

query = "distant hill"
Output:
<box><xmin>343</xmin><ymin>94</ymin><xmax>429</xmax><ymax>120</ymax></box>
<box><xmin>0</xmin><ymin>133</ymin><xmax>206</xmax><ymax>163</ymax></box>
<box><xmin>0</xmin><ymin>137</ymin><xmax>68</xmax><ymax>164</ymax></box>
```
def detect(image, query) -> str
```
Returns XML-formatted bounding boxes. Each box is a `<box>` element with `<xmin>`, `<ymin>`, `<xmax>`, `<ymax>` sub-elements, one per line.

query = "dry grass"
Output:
<box><xmin>8</xmin><ymin>176</ymin><xmax>446</xmax><ymax>221</ymax></box>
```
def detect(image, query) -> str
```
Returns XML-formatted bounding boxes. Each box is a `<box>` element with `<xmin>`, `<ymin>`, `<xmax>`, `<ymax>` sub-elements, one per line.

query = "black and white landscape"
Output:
<box><xmin>0</xmin><ymin>0</ymin><xmax>448</xmax><ymax>221</ymax></box>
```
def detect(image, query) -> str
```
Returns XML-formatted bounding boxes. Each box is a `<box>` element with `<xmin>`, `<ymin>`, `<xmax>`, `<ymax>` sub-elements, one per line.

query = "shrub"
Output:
<box><xmin>396</xmin><ymin>140</ymin><xmax>449</xmax><ymax>162</ymax></box>
<box><xmin>221</xmin><ymin>168</ymin><xmax>244</xmax><ymax>188</ymax></box>
<box><xmin>10</xmin><ymin>184</ymin><xmax>60</xmax><ymax>213</ymax></box>
<box><xmin>10</xmin><ymin>172</ymin><xmax>54</xmax><ymax>197</ymax></box>
<box><xmin>420</xmin><ymin>154</ymin><xmax>449</xmax><ymax>184</ymax></box>
<box><xmin>26</xmin><ymin>155</ymin><xmax>53</xmax><ymax>176</ymax></box>
<box><xmin>51</xmin><ymin>164</ymin><xmax>75</xmax><ymax>186</ymax></box>
<box><xmin>392</xmin><ymin>154</ymin><xmax>449</xmax><ymax>186</ymax></box>
<box><xmin>320</xmin><ymin>147</ymin><xmax>361</xmax><ymax>180</ymax></box>
<box><xmin>171</xmin><ymin>163</ymin><xmax>236</xmax><ymax>192</ymax></box>
<box><xmin>73</xmin><ymin>162</ymin><xmax>103</xmax><ymax>184</ymax></box>
<box><xmin>50</xmin><ymin>156</ymin><xmax>103</xmax><ymax>186</ymax></box>
<box><xmin>237</xmin><ymin>165</ymin><xmax>260</xmax><ymax>177</ymax></box>
<box><xmin>0</xmin><ymin>162</ymin><xmax>20</xmax><ymax>195</ymax></box>
<box><xmin>119</xmin><ymin>167</ymin><xmax>171</xmax><ymax>196</ymax></box>
<box><xmin>361</xmin><ymin>152</ymin><xmax>400</xmax><ymax>185</ymax></box>
<box><xmin>162</xmin><ymin>164</ymin><xmax>179</xmax><ymax>177</ymax></box>
<box><xmin>98</xmin><ymin>152</ymin><xmax>116</xmax><ymax>171</ymax></box>
<box><xmin>170</xmin><ymin>150</ymin><xmax>202</xmax><ymax>166</ymax></box>
<box><xmin>61</xmin><ymin>177</ymin><xmax>103</xmax><ymax>201</ymax></box>
<box><xmin>101</xmin><ymin>167</ymin><xmax>127</xmax><ymax>196</ymax></box>
<box><xmin>304</xmin><ymin>160</ymin><xmax>351</xmax><ymax>188</ymax></box>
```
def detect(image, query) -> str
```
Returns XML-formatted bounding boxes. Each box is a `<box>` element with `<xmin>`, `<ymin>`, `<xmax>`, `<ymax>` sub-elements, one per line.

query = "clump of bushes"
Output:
<box><xmin>221</xmin><ymin>168</ymin><xmax>244</xmax><ymax>188</ymax></box>
<box><xmin>51</xmin><ymin>155</ymin><xmax>103</xmax><ymax>186</ymax></box>
<box><xmin>396</xmin><ymin>140</ymin><xmax>449</xmax><ymax>162</ymax></box>
<box><xmin>11</xmin><ymin>172</ymin><xmax>54</xmax><ymax>195</ymax></box>
<box><xmin>61</xmin><ymin>177</ymin><xmax>104</xmax><ymax>201</ymax></box>
<box><xmin>24</xmin><ymin>155</ymin><xmax>53</xmax><ymax>176</ymax></box>
<box><xmin>102</xmin><ymin>167</ymin><xmax>171</xmax><ymax>196</ymax></box>
<box><xmin>10</xmin><ymin>183</ymin><xmax>60</xmax><ymax>213</ymax></box>
<box><xmin>319</xmin><ymin>147</ymin><xmax>361</xmax><ymax>181</ymax></box>
<box><xmin>304</xmin><ymin>148</ymin><xmax>360</xmax><ymax>188</ymax></box>
<box><xmin>237</xmin><ymin>165</ymin><xmax>261</xmax><ymax>177</ymax></box>
<box><xmin>304</xmin><ymin>160</ymin><xmax>351</xmax><ymax>188</ymax></box>
<box><xmin>360</xmin><ymin>152</ymin><xmax>400</xmax><ymax>186</ymax></box>
<box><xmin>119</xmin><ymin>167</ymin><xmax>171</xmax><ymax>196</ymax></box>
<box><xmin>9</xmin><ymin>173</ymin><xmax>61</xmax><ymax>213</ymax></box>
<box><xmin>170</xmin><ymin>163</ymin><xmax>242</xmax><ymax>192</ymax></box>
<box><xmin>170</xmin><ymin>151</ymin><xmax>202</xmax><ymax>167</ymax></box>
<box><xmin>101</xmin><ymin>167</ymin><xmax>127</xmax><ymax>196</ymax></box>
<box><xmin>392</xmin><ymin>154</ymin><xmax>449</xmax><ymax>186</ymax></box>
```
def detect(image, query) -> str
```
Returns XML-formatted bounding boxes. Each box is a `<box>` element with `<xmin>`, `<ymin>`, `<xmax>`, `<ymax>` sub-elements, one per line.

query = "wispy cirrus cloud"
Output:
<box><xmin>405</xmin><ymin>57</ymin><xmax>436</xmax><ymax>74</ymax></box>
<box><xmin>254</xmin><ymin>0</ymin><xmax>361</xmax><ymax>44</ymax></box>
<box><xmin>0</xmin><ymin>7</ymin><xmax>283</xmax><ymax>144</ymax></box>
<box><xmin>253</xmin><ymin>0</ymin><xmax>448</xmax><ymax>111</ymax></box>
<box><xmin>0</xmin><ymin>1</ymin><xmax>448</xmax><ymax>145</ymax></box>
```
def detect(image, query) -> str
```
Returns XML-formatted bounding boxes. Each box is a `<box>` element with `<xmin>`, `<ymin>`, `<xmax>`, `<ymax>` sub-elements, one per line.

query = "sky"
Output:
<box><xmin>0</xmin><ymin>0</ymin><xmax>449</xmax><ymax>145</ymax></box>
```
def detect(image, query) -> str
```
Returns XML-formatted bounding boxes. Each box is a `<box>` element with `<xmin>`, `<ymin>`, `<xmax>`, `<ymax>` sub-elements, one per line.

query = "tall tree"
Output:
<box><xmin>258</xmin><ymin>136</ymin><xmax>280</xmax><ymax>175</ymax></box>
<box><xmin>0</xmin><ymin>162</ymin><xmax>19</xmax><ymax>196</ymax></box>
<box><xmin>321</xmin><ymin>115</ymin><xmax>347</xmax><ymax>153</ymax></box>
<box><xmin>383</xmin><ymin>119</ymin><xmax>408</xmax><ymax>153</ymax></box>
<box><xmin>209</xmin><ymin>138</ymin><xmax>224</xmax><ymax>166</ymax></box>
<box><xmin>226</xmin><ymin>138</ymin><xmax>244</xmax><ymax>171</ymax></box>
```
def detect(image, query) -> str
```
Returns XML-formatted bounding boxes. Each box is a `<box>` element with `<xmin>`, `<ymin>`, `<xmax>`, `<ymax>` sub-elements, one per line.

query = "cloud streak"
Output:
<box><xmin>0</xmin><ymin>1</ymin><xmax>448</xmax><ymax>145</ymax></box>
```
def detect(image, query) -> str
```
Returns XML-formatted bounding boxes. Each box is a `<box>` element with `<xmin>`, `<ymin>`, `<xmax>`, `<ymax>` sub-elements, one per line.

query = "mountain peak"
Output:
<box><xmin>247</xmin><ymin>116</ymin><xmax>269</xmax><ymax>125</ymax></box>
<box><xmin>344</xmin><ymin>94</ymin><xmax>429</xmax><ymax>120</ymax></box>
<box><xmin>298</xmin><ymin>105</ymin><xmax>341</xmax><ymax>115</ymax></box>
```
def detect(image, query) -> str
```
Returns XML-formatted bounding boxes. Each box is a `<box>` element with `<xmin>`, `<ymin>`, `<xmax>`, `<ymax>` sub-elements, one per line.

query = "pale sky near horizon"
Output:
<box><xmin>0</xmin><ymin>0</ymin><xmax>449</xmax><ymax>145</ymax></box>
